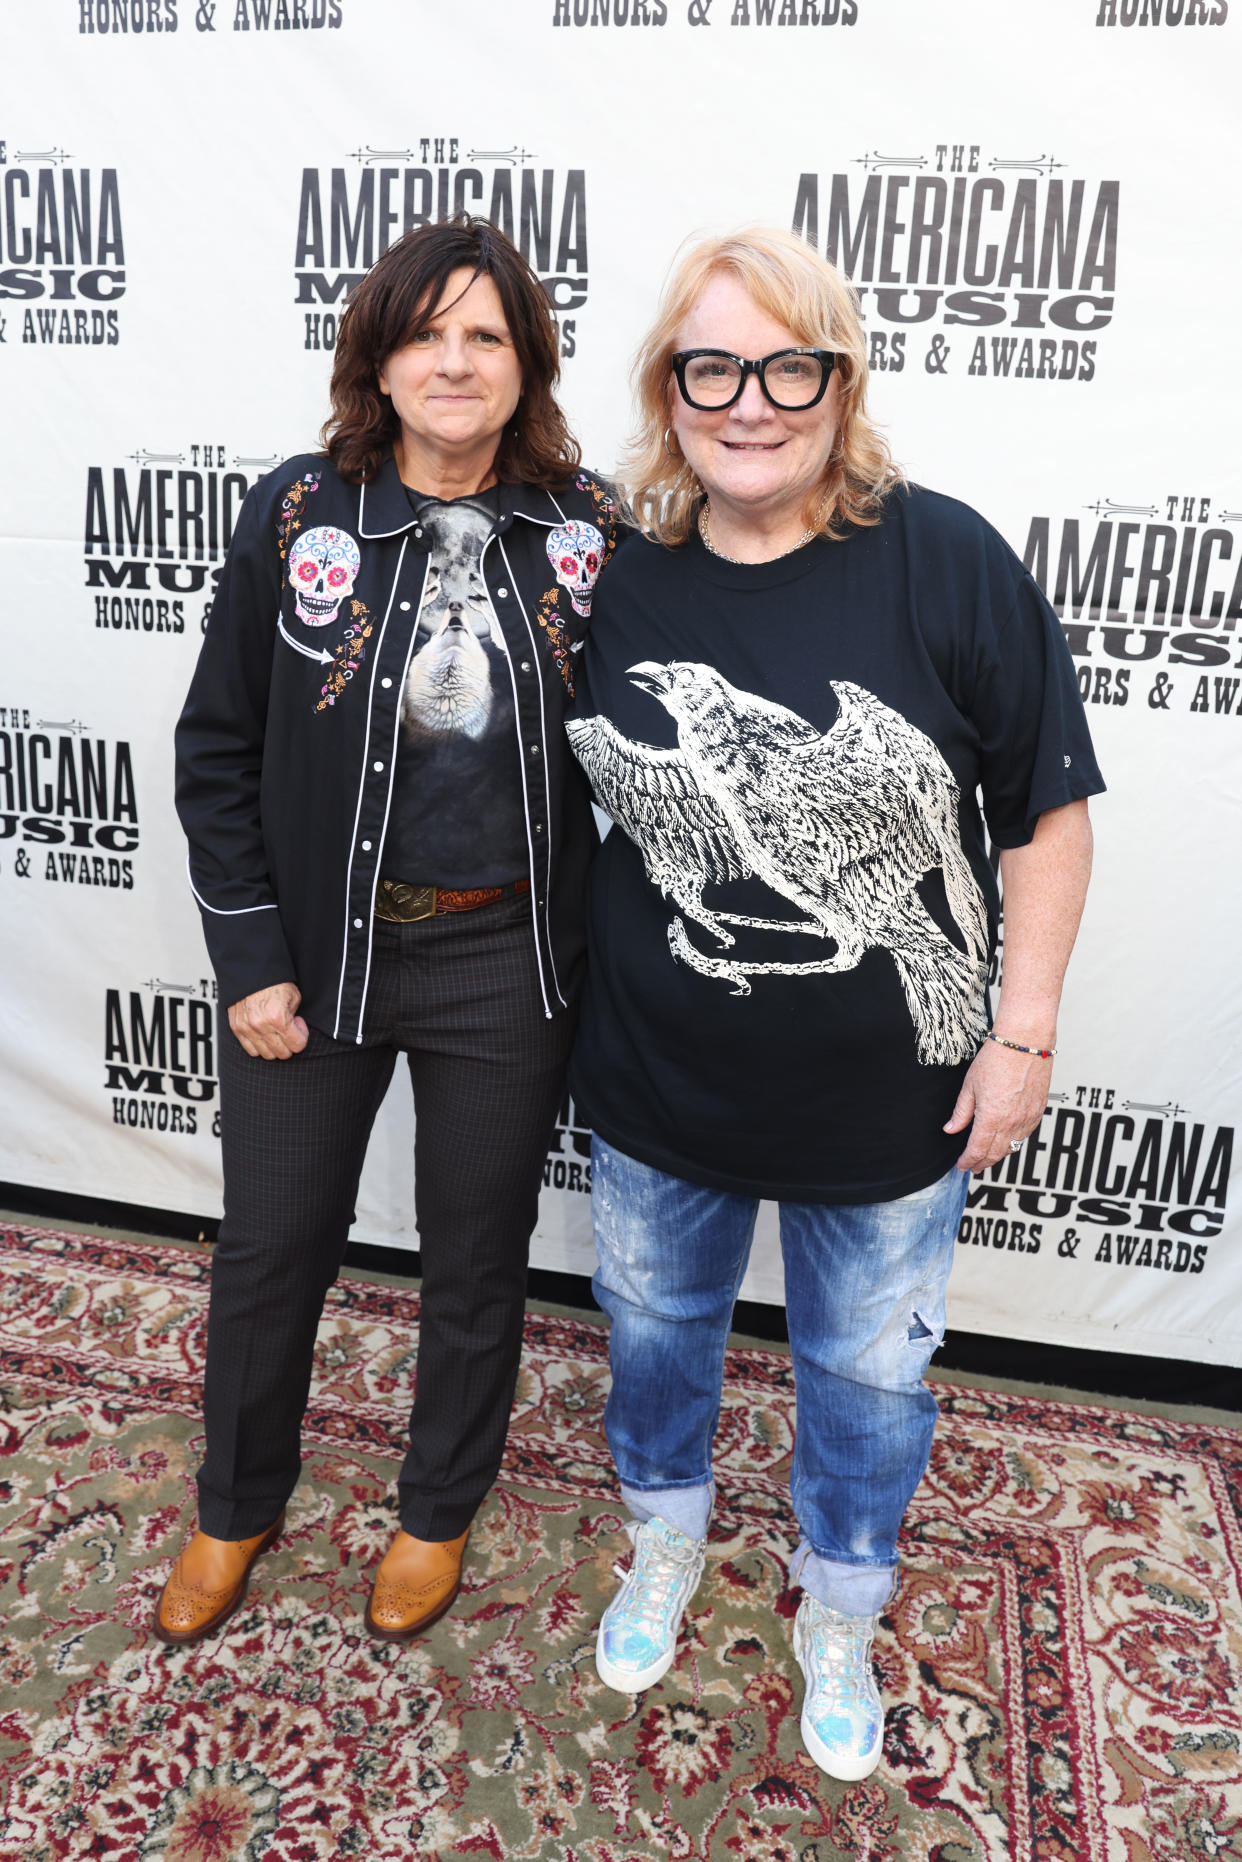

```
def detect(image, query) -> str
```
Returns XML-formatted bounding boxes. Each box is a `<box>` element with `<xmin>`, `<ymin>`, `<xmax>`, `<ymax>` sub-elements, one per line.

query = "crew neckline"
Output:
<box><xmin>681</xmin><ymin>524</ymin><xmax>840</xmax><ymax>589</ymax></box>
<box><xmin>404</xmin><ymin>483</ymin><xmax>501</xmax><ymax>513</ymax></box>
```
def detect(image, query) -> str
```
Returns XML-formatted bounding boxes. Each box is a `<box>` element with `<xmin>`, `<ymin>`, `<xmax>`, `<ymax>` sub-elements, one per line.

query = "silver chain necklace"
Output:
<box><xmin>698</xmin><ymin>500</ymin><xmax>817</xmax><ymax>563</ymax></box>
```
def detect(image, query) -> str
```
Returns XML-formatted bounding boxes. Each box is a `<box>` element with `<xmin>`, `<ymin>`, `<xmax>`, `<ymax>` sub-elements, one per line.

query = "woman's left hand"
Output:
<box><xmin>943</xmin><ymin>1039</ymin><xmax>1053</xmax><ymax>1172</ymax></box>
<box><xmin>946</xmin><ymin>801</ymin><xmax>1093</xmax><ymax>1174</ymax></box>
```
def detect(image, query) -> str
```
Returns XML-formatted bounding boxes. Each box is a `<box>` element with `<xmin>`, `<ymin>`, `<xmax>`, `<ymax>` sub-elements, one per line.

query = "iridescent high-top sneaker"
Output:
<box><xmin>793</xmin><ymin>1594</ymin><xmax>885</xmax><ymax>1780</ymax></box>
<box><xmin>595</xmin><ymin>1517</ymin><xmax>707</xmax><ymax>1693</ymax></box>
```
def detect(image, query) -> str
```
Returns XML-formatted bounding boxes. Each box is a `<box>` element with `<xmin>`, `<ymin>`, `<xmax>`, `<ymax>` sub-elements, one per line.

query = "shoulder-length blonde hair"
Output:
<box><xmin>622</xmin><ymin>226</ymin><xmax>901</xmax><ymax>546</ymax></box>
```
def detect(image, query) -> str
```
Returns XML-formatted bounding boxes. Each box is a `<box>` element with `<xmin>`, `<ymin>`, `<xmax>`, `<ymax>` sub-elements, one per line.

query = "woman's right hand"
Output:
<box><xmin>228</xmin><ymin>983</ymin><xmax>309</xmax><ymax>1060</ymax></box>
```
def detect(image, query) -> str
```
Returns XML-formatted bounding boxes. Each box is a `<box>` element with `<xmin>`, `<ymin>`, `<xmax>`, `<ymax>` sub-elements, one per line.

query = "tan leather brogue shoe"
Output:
<box><xmin>364</xmin><ymin>1528</ymin><xmax>470</xmax><ymax>1641</ymax></box>
<box><xmin>152</xmin><ymin>1513</ymin><xmax>285</xmax><ymax>1647</ymax></box>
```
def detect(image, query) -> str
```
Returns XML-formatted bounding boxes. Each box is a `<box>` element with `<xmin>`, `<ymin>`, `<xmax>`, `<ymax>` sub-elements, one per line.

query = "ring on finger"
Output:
<box><xmin>1009</xmin><ymin>1139</ymin><xmax>1023</xmax><ymax>1152</ymax></box>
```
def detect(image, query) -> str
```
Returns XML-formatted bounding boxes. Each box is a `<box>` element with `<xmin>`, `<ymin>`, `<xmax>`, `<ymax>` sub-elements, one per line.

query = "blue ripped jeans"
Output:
<box><xmin>591</xmin><ymin>1138</ymin><xmax>969</xmax><ymax>1617</ymax></box>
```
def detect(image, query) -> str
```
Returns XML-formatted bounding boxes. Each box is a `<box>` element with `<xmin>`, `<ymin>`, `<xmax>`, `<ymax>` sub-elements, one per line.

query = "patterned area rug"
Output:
<box><xmin>1</xmin><ymin>1224</ymin><xmax>1240</xmax><ymax>1862</ymax></box>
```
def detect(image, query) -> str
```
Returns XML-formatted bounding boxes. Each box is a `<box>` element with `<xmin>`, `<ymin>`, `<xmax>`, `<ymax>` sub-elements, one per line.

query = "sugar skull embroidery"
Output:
<box><xmin>315</xmin><ymin>603</ymin><xmax>375</xmax><ymax>714</ymax></box>
<box><xmin>546</xmin><ymin>520</ymin><xmax>605</xmax><ymax>619</ymax></box>
<box><xmin>277</xmin><ymin>472</ymin><xmax>320</xmax><ymax>560</ymax></box>
<box><xmin>288</xmin><ymin>525</ymin><xmax>362</xmax><ymax>626</ymax></box>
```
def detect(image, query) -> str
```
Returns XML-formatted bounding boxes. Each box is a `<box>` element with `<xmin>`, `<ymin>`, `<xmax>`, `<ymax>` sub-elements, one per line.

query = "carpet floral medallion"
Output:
<box><xmin>0</xmin><ymin>1224</ymin><xmax>1240</xmax><ymax>1862</ymax></box>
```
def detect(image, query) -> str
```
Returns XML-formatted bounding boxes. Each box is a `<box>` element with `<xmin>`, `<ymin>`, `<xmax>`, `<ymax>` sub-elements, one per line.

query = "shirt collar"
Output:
<box><xmin>499</xmin><ymin>482</ymin><xmax>572</xmax><ymax>530</ymax></box>
<box><xmin>356</xmin><ymin>451</ymin><xmax>417</xmax><ymax>539</ymax></box>
<box><xmin>356</xmin><ymin>452</ymin><xmax>573</xmax><ymax>541</ymax></box>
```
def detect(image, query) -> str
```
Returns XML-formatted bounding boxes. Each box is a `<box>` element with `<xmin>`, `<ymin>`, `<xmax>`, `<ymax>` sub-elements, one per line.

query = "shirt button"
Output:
<box><xmin>353</xmin><ymin>918</ymin><xmax>363</xmax><ymax>929</ymax></box>
<box><xmin>399</xmin><ymin>600</ymin><xmax>411</xmax><ymax>612</ymax></box>
<box><xmin>529</xmin><ymin>744</ymin><xmax>540</xmax><ymax>757</ymax></box>
<box><xmin>414</xmin><ymin>527</ymin><xmax>424</xmax><ymax>539</ymax></box>
<box><xmin>534</xmin><ymin>822</ymin><xmax>544</xmax><ymax>834</ymax></box>
<box><xmin>381</xmin><ymin>677</ymin><xmax>392</xmax><ymax>688</ymax></box>
<box><xmin>361</xmin><ymin>840</ymin><xmax>372</xmax><ymax>852</ymax></box>
<box><xmin>373</xmin><ymin>760</ymin><xmax>384</xmax><ymax>772</ymax></box>
<box><xmin>497</xmin><ymin>586</ymin><xmax>509</xmax><ymax>598</ymax></box>
<box><xmin>520</xmin><ymin>660</ymin><xmax>532</xmax><ymax>673</ymax></box>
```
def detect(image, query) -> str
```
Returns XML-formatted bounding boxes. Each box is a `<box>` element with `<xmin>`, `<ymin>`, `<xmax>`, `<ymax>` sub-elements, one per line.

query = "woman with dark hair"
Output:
<box><xmin>159</xmin><ymin>216</ymin><xmax>617</xmax><ymax>1645</ymax></box>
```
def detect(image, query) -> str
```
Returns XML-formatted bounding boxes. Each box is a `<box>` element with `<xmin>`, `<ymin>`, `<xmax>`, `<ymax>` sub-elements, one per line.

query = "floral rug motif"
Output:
<box><xmin>1</xmin><ymin>1223</ymin><xmax>1240</xmax><ymax>1862</ymax></box>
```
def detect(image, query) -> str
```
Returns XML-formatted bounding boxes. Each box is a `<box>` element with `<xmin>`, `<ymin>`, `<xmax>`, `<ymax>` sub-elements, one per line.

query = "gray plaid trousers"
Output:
<box><xmin>197</xmin><ymin>893</ymin><xmax>576</xmax><ymax>1541</ymax></box>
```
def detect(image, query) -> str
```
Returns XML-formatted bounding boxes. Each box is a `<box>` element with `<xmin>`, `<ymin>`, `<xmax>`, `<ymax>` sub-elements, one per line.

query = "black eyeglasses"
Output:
<box><xmin>670</xmin><ymin>347</ymin><xmax>837</xmax><ymax>412</ymax></box>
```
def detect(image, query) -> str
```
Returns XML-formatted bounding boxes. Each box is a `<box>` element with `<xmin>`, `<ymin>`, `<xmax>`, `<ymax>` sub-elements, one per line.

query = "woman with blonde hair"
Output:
<box><xmin>566</xmin><ymin>227</ymin><xmax>1102</xmax><ymax>1778</ymax></box>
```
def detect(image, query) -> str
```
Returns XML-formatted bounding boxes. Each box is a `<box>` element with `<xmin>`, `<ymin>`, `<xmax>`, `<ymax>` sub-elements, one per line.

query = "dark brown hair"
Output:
<box><xmin>321</xmin><ymin>216</ymin><xmax>580</xmax><ymax>487</ymax></box>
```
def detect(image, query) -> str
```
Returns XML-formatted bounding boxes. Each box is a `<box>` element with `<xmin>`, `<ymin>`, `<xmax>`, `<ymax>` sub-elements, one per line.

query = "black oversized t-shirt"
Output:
<box><xmin>381</xmin><ymin>487</ymin><xmax>528</xmax><ymax>887</ymax></box>
<box><xmin>566</xmin><ymin>485</ymin><xmax>1105</xmax><ymax>1204</ymax></box>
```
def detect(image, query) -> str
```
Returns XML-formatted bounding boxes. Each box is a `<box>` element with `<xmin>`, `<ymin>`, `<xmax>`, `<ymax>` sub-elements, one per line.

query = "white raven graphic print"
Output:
<box><xmin>567</xmin><ymin>664</ymin><xmax>989</xmax><ymax>1066</ymax></box>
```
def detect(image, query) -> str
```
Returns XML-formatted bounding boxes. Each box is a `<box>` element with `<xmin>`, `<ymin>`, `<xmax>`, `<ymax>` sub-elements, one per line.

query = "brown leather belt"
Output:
<box><xmin>374</xmin><ymin>877</ymin><xmax>531</xmax><ymax>922</ymax></box>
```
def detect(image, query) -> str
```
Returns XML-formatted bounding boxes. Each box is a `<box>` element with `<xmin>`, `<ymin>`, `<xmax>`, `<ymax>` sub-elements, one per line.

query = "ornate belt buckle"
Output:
<box><xmin>379</xmin><ymin>882</ymin><xmax>437</xmax><ymax>921</ymax></box>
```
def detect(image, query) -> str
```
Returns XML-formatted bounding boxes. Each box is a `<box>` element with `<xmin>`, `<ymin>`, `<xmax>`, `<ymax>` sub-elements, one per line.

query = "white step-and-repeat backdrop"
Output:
<box><xmin>2</xmin><ymin>0</ymin><xmax>1238</xmax><ymax>1367</ymax></box>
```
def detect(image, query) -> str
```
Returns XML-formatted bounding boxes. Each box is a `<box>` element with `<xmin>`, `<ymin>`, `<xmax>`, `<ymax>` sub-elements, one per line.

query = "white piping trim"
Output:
<box><xmin>484</xmin><ymin>531</ymin><xmax>554</xmax><ymax>1019</ymax></box>
<box><xmin>331</xmin><ymin>535</ymin><xmax>411</xmax><ymax>1041</ymax></box>
<box><xmin>357</xmin><ymin>478</ymin><xmax>417</xmax><ymax>541</ymax></box>
<box><xmin>186</xmin><ymin>855</ymin><xmax>279</xmax><ymax>915</ymax></box>
<box><xmin>352</xmin><ymin>549</ymin><xmax>431</xmax><ymax>1040</ymax></box>
<box><xmin>496</xmin><ymin>532</ymin><xmax>563</xmax><ymax>1012</ymax></box>
<box><xmin>513</xmin><ymin>484</ymin><xmax>599</xmax><ymax>528</ymax></box>
<box><xmin>509</xmin><ymin>508</ymin><xmax>562</xmax><ymax>528</ymax></box>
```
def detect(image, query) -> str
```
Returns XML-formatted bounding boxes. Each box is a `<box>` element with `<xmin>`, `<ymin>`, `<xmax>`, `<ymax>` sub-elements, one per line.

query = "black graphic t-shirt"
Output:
<box><xmin>567</xmin><ymin>485</ymin><xmax>1105</xmax><ymax>1204</ymax></box>
<box><xmin>381</xmin><ymin>488</ymin><xmax>528</xmax><ymax>886</ymax></box>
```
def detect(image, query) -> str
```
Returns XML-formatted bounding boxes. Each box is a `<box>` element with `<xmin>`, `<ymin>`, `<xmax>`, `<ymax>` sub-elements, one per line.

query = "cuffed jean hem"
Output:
<box><xmin>621</xmin><ymin>1478</ymin><xmax>714</xmax><ymax>1544</ymax></box>
<box><xmin>620</xmin><ymin>1482</ymin><xmax>897</xmax><ymax>1615</ymax></box>
<box><xmin>791</xmin><ymin>1540</ymin><xmax>898</xmax><ymax>1616</ymax></box>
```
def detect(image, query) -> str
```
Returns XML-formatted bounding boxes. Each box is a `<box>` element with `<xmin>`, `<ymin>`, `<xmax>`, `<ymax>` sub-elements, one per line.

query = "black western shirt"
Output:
<box><xmin>176</xmin><ymin>452</ymin><xmax>618</xmax><ymax>1041</ymax></box>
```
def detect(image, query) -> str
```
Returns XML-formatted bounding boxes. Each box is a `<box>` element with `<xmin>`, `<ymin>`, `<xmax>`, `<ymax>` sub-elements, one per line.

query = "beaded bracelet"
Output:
<box><xmin>986</xmin><ymin>1031</ymin><xmax>1057</xmax><ymax>1059</ymax></box>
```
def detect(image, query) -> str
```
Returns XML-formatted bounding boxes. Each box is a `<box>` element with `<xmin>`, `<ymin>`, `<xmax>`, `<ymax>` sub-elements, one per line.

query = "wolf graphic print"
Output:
<box><xmin>567</xmin><ymin>667</ymin><xmax>990</xmax><ymax>1066</ymax></box>
<box><xmin>403</xmin><ymin>498</ymin><xmax>505</xmax><ymax>741</ymax></box>
<box><xmin>383</xmin><ymin>493</ymin><xmax>528</xmax><ymax>886</ymax></box>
